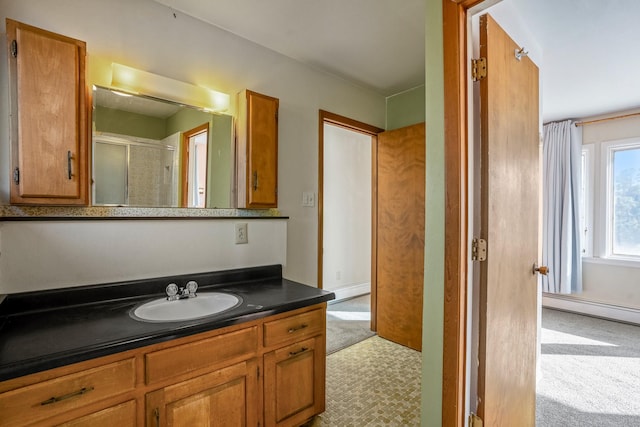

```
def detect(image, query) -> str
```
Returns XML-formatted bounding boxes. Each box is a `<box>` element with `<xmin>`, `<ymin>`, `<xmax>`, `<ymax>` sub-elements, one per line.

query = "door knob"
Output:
<box><xmin>532</xmin><ymin>263</ymin><xmax>549</xmax><ymax>276</ymax></box>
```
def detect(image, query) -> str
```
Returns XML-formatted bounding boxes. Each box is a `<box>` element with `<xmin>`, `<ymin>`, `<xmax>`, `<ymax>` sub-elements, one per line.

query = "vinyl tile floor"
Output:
<box><xmin>308</xmin><ymin>335</ymin><xmax>422</xmax><ymax>426</ymax></box>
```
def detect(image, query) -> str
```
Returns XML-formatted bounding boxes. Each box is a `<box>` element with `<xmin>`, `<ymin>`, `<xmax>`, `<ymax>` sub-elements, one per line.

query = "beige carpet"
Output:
<box><xmin>536</xmin><ymin>308</ymin><xmax>640</xmax><ymax>426</ymax></box>
<box><xmin>310</xmin><ymin>335</ymin><xmax>421</xmax><ymax>426</ymax></box>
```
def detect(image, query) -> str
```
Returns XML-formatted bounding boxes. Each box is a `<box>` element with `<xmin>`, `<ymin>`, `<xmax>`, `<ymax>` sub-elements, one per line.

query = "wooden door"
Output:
<box><xmin>476</xmin><ymin>14</ymin><xmax>540</xmax><ymax>426</ymax></box>
<box><xmin>375</xmin><ymin>123</ymin><xmax>425</xmax><ymax>351</ymax></box>
<box><xmin>146</xmin><ymin>360</ymin><xmax>258</xmax><ymax>427</ymax></box>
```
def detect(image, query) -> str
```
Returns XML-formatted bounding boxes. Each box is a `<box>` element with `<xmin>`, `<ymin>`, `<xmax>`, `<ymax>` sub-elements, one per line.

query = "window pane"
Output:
<box><xmin>612</xmin><ymin>147</ymin><xmax>640</xmax><ymax>256</ymax></box>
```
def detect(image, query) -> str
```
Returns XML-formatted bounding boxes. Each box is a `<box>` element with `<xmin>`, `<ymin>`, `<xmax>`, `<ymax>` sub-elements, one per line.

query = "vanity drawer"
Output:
<box><xmin>263</xmin><ymin>308</ymin><xmax>324</xmax><ymax>348</ymax></box>
<box><xmin>0</xmin><ymin>358</ymin><xmax>135</xmax><ymax>427</ymax></box>
<box><xmin>145</xmin><ymin>326</ymin><xmax>258</xmax><ymax>385</ymax></box>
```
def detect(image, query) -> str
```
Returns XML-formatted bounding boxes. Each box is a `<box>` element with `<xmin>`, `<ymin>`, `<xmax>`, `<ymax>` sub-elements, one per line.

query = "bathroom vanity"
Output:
<box><xmin>0</xmin><ymin>265</ymin><xmax>333</xmax><ymax>426</ymax></box>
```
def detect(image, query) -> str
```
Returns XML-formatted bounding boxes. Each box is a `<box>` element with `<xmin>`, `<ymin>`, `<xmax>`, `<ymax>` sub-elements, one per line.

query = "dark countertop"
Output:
<box><xmin>0</xmin><ymin>265</ymin><xmax>334</xmax><ymax>382</ymax></box>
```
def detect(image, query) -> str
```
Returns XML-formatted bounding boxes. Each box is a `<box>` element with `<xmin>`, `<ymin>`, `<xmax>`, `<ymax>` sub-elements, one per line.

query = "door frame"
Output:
<box><xmin>317</xmin><ymin>110</ymin><xmax>383</xmax><ymax>330</ymax></box>
<box><xmin>441</xmin><ymin>0</ymin><xmax>490</xmax><ymax>426</ymax></box>
<box><xmin>180</xmin><ymin>122</ymin><xmax>209</xmax><ymax>207</ymax></box>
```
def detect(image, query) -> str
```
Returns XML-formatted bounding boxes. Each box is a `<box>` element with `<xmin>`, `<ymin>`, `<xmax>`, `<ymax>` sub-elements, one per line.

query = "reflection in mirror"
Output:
<box><xmin>92</xmin><ymin>86</ymin><xmax>233</xmax><ymax>208</ymax></box>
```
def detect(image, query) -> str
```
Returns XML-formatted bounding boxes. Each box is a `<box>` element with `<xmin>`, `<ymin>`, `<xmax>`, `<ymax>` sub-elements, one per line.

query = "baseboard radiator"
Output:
<box><xmin>543</xmin><ymin>293</ymin><xmax>640</xmax><ymax>325</ymax></box>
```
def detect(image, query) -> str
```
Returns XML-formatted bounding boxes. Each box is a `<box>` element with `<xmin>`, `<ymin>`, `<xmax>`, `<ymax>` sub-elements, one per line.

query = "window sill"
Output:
<box><xmin>582</xmin><ymin>256</ymin><xmax>640</xmax><ymax>269</ymax></box>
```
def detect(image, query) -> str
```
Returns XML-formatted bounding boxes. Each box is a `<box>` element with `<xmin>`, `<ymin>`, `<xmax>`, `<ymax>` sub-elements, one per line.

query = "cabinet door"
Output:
<box><xmin>236</xmin><ymin>90</ymin><xmax>278</xmax><ymax>208</ymax></box>
<box><xmin>6</xmin><ymin>19</ymin><xmax>88</xmax><ymax>205</ymax></box>
<box><xmin>146</xmin><ymin>359</ymin><xmax>258</xmax><ymax>427</ymax></box>
<box><xmin>56</xmin><ymin>400</ymin><xmax>136</xmax><ymax>427</ymax></box>
<box><xmin>263</xmin><ymin>336</ymin><xmax>325</xmax><ymax>427</ymax></box>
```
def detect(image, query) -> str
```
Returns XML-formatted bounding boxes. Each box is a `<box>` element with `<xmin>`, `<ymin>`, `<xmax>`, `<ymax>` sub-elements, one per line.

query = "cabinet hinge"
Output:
<box><xmin>13</xmin><ymin>167</ymin><xmax>19</xmax><ymax>184</ymax></box>
<box><xmin>471</xmin><ymin>238</ymin><xmax>487</xmax><ymax>261</ymax></box>
<box><xmin>471</xmin><ymin>57</ymin><xmax>487</xmax><ymax>81</ymax></box>
<box><xmin>10</xmin><ymin>40</ymin><xmax>17</xmax><ymax>58</ymax></box>
<box><xmin>469</xmin><ymin>413</ymin><xmax>483</xmax><ymax>427</ymax></box>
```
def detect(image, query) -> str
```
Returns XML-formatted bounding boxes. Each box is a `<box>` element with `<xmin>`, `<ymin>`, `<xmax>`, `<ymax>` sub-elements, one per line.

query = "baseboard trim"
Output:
<box><xmin>542</xmin><ymin>294</ymin><xmax>640</xmax><ymax>325</ymax></box>
<box><xmin>328</xmin><ymin>283</ymin><xmax>370</xmax><ymax>303</ymax></box>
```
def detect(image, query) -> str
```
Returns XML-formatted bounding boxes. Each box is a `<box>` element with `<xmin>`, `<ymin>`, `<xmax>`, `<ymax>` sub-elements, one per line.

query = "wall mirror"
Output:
<box><xmin>92</xmin><ymin>86</ymin><xmax>234</xmax><ymax>208</ymax></box>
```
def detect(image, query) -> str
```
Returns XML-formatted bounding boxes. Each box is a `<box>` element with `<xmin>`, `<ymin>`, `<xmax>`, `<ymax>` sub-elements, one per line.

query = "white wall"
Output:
<box><xmin>0</xmin><ymin>219</ymin><xmax>286</xmax><ymax>293</ymax></box>
<box><xmin>0</xmin><ymin>0</ymin><xmax>386</xmax><ymax>292</ymax></box>
<box><xmin>322</xmin><ymin>124</ymin><xmax>371</xmax><ymax>296</ymax></box>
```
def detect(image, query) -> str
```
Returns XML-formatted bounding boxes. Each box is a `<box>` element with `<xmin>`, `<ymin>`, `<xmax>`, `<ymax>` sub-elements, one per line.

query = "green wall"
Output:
<box><xmin>94</xmin><ymin>106</ymin><xmax>167</xmax><ymax>140</ymax></box>
<box><xmin>166</xmin><ymin>108</ymin><xmax>233</xmax><ymax>208</ymax></box>
<box><xmin>207</xmin><ymin>114</ymin><xmax>233</xmax><ymax>208</ymax></box>
<box><xmin>386</xmin><ymin>85</ymin><xmax>426</xmax><ymax>130</ymax></box>
<box><xmin>422</xmin><ymin>0</ymin><xmax>445</xmax><ymax>425</ymax></box>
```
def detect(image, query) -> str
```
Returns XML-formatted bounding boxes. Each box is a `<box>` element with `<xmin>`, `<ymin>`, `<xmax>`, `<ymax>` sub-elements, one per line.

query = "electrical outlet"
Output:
<box><xmin>235</xmin><ymin>223</ymin><xmax>248</xmax><ymax>244</ymax></box>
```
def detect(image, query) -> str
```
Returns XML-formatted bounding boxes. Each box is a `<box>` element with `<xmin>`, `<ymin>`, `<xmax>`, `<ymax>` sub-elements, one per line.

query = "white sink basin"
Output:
<box><xmin>131</xmin><ymin>292</ymin><xmax>242</xmax><ymax>322</ymax></box>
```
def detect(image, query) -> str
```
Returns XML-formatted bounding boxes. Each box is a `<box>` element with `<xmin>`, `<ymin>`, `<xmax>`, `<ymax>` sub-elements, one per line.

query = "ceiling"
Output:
<box><xmin>152</xmin><ymin>0</ymin><xmax>639</xmax><ymax>122</ymax></box>
<box><xmin>152</xmin><ymin>0</ymin><xmax>425</xmax><ymax>97</ymax></box>
<box><xmin>506</xmin><ymin>0</ymin><xmax>640</xmax><ymax>122</ymax></box>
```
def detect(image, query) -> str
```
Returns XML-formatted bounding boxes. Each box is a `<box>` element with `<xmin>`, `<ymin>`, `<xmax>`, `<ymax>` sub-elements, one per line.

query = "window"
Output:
<box><xmin>581</xmin><ymin>139</ymin><xmax>640</xmax><ymax>262</ymax></box>
<box><xmin>609</xmin><ymin>144</ymin><xmax>640</xmax><ymax>257</ymax></box>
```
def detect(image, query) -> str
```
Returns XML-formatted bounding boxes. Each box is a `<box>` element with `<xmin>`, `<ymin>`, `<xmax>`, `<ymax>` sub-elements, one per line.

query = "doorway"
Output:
<box><xmin>322</xmin><ymin>123</ymin><xmax>372</xmax><ymax>300</ymax></box>
<box><xmin>181</xmin><ymin>123</ymin><xmax>209</xmax><ymax>208</ymax></box>
<box><xmin>318</xmin><ymin>110</ymin><xmax>382</xmax><ymax>331</ymax></box>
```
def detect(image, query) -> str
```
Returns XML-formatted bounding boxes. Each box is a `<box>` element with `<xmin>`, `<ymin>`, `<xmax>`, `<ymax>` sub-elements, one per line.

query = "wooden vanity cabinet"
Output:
<box><xmin>236</xmin><ymin>89</ymin><xmax>279</xmax><ymax>208</ymax></box>
<box><xmin>5</xmin><ymin>19</ymin><xmax>89</xmax><ymax>205</ymax></box>
<box><xmin>262</xmin><ymin>308</ymin><xmax>326</xmax><ymax>427</ymax></box>
<box><xmin>0</xmin><ymin>304</ymin><xmax>326</xmax><ymax>427</ymax></box>
<box><xmin>58</xmin><ymin>400</ymin><xmax>137</xmax><ymax>427</ymax></box>
<box><xmin>0</xmin><ymin>355</ymin><xmax>137</xmax><ymax>427</ymax></box>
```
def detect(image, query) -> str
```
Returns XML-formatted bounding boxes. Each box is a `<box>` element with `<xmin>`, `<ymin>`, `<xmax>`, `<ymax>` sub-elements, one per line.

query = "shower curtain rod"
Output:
<box><xmin>574</xmin><ymin>111</ymin><xmax>640</xmax><ymax>127</ymax></box>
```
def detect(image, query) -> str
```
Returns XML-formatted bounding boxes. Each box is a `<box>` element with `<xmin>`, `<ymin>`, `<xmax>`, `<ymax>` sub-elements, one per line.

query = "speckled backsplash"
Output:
<box><xmin>0</xmin><ymin>205</ymin><xmax>283</xmax><ymax>219</ymax></box>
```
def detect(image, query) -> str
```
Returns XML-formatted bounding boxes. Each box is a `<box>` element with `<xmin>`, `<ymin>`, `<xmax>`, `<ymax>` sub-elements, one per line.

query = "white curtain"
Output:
<box><xmin>542</xmin><ymin>120</ymin><xmax>583</xmax><ymax>294</ymax></box>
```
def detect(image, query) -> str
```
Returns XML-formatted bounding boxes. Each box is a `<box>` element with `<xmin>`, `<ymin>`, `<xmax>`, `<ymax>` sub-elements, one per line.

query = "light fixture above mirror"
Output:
<box><xmin>110</xmin><ymin>63</ymin><xmax>230</xmax><ymax>113</ymax></box>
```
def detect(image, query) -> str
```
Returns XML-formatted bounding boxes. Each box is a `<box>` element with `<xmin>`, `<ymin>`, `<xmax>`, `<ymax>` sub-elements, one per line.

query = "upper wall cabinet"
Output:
<box><xmin>6</xmin><ymin>19</ymin><xmax>89</xmax><ymax>205</ymax></box>
<box><xmin>236</xmin><ymin>90</ymin><xmax>279</xmax><ymax>208</ymax></box>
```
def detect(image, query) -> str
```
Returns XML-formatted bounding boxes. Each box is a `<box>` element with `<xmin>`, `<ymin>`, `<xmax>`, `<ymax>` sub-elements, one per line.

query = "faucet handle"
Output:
<box><xmin>186</xmin><ymin>280</ymin><xmax>198</xmax><ymax>297</ymax></box>
<box><xmin>166</xmin><ymin>283</ymin><xmax>179</xmax><ymax>300</ymax></box>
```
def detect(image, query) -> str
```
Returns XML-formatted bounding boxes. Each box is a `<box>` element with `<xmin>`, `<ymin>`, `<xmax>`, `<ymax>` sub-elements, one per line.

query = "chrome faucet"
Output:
<box><xmin>165</xmin><ymin>281</ymin><xmax>198</xmax><ymax>301</ymax></box>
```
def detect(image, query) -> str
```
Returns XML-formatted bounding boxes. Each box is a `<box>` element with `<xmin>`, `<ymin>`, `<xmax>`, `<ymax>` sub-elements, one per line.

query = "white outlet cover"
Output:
<box><xmin>235</xmin><ymin>223</ymin><xmax>248</xmax><ymax>244</ymax></box>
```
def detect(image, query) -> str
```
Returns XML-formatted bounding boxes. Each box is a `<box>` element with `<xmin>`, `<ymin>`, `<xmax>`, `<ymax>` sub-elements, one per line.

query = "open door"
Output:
<box><xmin>475</xmin><ymin>14</ymin><xmax>542</xmax><ymax>426</ymax></box>
<box><xmin>376</xmin><ymin>122</ymin><xmax>425</xmax><ymax>351</ymax></box>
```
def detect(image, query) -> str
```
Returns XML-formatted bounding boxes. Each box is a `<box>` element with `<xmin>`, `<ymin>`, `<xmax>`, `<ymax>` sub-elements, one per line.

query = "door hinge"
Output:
<box><xmin>13</xmin><ymin>167</ymin><xmax>19</xmax><ymax>184</ymax></box>
<box><xmin>10</xmin><ymin>40</ymin><xmax>17</xmax><ymax>58</ymax></box>
<box><xmin>469</xmin><ymin>413</ymin><xmax>483</xmax><ymax>427</ymax></box>
<box><xmin>471</xmin><ymin>238</ymin><xmax>487</xmax><ymax>261</ymax></box>
<box><xmin>471</xmin><ymin>57</ymin><xmax>487</xmax><ymax>81</ymax></box>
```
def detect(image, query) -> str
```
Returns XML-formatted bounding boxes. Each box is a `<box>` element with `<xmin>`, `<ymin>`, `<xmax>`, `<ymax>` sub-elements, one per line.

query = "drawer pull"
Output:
<box><xmin>289</xmin><ymin>347</ymin><xmax>309</xmax><ymax>357</ymax></box>
<box><xmin>287</xmin><ymin>324</ymin><xmax>308</xmax><ymax>333</ymax></box>
<box><xmin>67</xmin><ymin>150</ymin><xmax>73</xmax><ymax>180</ymax></box>
<box><xmin>154</xmin><ymin>407</ymin><xmax>160</xmax><ymax>426</ymax></box>
<box><xmin>40</xmin><ymin>386</ymin><xmax>94</xmax><ymax>406</ymax></box>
